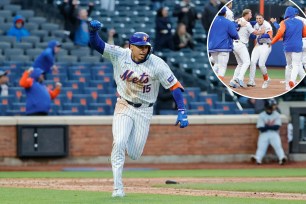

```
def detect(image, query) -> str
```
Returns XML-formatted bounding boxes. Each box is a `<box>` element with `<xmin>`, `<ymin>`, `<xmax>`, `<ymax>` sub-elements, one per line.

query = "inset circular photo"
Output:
<box><xmin>207</xmin><ymin>0</ymin><xmax>306</xmax><ymax>99</ymax></box>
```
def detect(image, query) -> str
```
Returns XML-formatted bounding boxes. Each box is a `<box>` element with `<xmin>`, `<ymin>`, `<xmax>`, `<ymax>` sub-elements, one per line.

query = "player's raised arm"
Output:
<box><xmin>271</xmin><ymin>21</ymin><xmax>286</xmax><ymax>44</ymax></box>
<box><xmin>88</xmin><ymin>20</ymin><xmax>105</xmax><ymax>54</ymax></box>
<box><xmin>170</xmin><ymin>82</ymin><xmax>189</xmax><ymax>128</ymax></box>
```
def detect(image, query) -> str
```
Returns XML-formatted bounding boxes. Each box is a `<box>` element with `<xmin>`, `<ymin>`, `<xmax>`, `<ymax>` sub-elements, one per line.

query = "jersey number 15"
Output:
<box><xmin>143</xmin><ymin>84</ymin><xmax>151</xmax><ymax>93</ymax></box>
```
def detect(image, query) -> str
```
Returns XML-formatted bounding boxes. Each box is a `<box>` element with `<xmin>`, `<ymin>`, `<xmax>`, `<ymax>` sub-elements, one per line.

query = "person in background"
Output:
<box><xmin>0</xmin><ymin>70</ymin><xmax>9</xmax><ymax>96</ymax></box>
<box><xmin>155</xmin><ymin>7</ymin><xmax>174</xmax><ymax>51</ymax></box>
<box><xmin>173</xmin><ymin>23</ymin><xmax>194</xmax><ymax>51</ymax></box>
<box><xmin>202</xmin><ymin>0</ymin><xmax>224</xmax><ymax>34</ymax></box>
<box><xmin>19</xmin><ymin>67</ymin><xmax>61</xmax><ymax>116</ymax></box>
<box><xmin>251</xmin><ymin>99</ymin><xmax>287</xmax><ymax>165</ymax></box>
<box><xmin>173</xmin><ymin>0</ymin><xmax>201</xmax><ymax>35</ymax></box>
<box><xmin>33</xmin><ymin>40</ymin><xmax>61</xmax><ymax>79</ymax></box>
<box><xmin>58</xmin><ymin>0</ymin><xmax>94</xmax><ymax>44</ymax></box>
<box><xmin>6</xmin><ymin>15</ymin><xmax>30</xmax><ymax>42</ymax></box>
<box><xmin>99</xmin><ymin>28</ymin><xmax>123</xmax><ymax>46</ymax></box>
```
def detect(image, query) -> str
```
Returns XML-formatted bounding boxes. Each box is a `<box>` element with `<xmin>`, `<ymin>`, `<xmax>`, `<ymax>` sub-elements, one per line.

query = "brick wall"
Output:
<box><xmin>0</xmin><ymin>115</ymin><xmax>289</xmax><ymax>165</ymax></box>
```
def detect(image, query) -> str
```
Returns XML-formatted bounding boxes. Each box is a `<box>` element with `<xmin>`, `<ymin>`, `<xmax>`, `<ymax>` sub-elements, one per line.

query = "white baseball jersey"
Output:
<box><xmin>103</xmin><ymin>42</ymin><xmax>178</xmax><ymax>193</ymax></box>
<box><xmin>237</xmin><ymin>17</ymin><xmax>255</xmax><ymax>44</ymax></box>
<box><xmin>103</xmin><ymin>43</ymin><xmax>177</xmax><ymax>104</ymax></box>
<box><xmin>254</xmin><ymin>110</ymin><xmax>285</xmax><ymax>163</ymax></box>
<box><xmin>254</xmin><ymin>20</ymin><xmax>272</xmax><ymax>44</ymax></box>
<box><xmin>225</xmin><ymin>7</ymin><xmax>234</xmax><ymax>21</ymax></box>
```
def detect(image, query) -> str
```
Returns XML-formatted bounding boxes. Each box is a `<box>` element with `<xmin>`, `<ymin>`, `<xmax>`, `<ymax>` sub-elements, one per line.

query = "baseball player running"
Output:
<box><xmin>248</xmin><ymin>14</ymin><xmax>273</xmax><ymax>89</ymax></box>
<box><xmin>88</xmin><ymin>20</ymin><xmax>189</xmax><ymax>197</ymax></box>
<box><xmin>271</xmin><ymin>6</ymin><xmax>306</xmax><ymax>89</ymax></box>
<box><xmin>251</xmin><ymin>99</ymin><xmax>287</xmax><ymax>165</ymax></box>
<box><xmin>229</xmin><ymin>9</ymin><xmax>265</xmax><ymax>88</ymax></box>
<box><xmin>208</xmin><ymin>7</ymin><xmax>239</xmax><ymax>81</ymax></box>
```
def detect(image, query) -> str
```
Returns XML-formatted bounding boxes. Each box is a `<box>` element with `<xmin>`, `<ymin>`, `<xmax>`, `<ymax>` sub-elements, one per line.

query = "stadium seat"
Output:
<box><xmin>215</xmin><ymin>102</ymin><xmax>237</xmax><ymax>114</ymax></box>
<box><xmin>234</xmin><ymin>109</ymin><xmax>255</xmax><ymax>115</ymax></box>
<box><xmin>4</xmin><ymin>48</ymin><xmax>23</xmax><ymax>57</ymax></box>
<box><xmin>70</xmin><ymin>48</ymin><xmax>91</xmax><ymax>57</ymax></box>
<box><xmin>13</xmin><ymin>42</ymin><xmax>33</xmax><ymax>49</ymax></box>
<box><xmin>84</xmin><ymin>87</ymin><xmax>105</xmax><ymax>103</ymax></box>
<box><xmin>80</xmin><ymin>56</ymin><xmax>101</xmax><ymax>64</ymax></box>
<box><xmin>69</xmin><ymin>73</ymin><xmax>91</xmax><ymax>83</ymax></box>
<box><xmin>12</xmin><ymin>102</ymin><xmax>27</xmax><ymax>114</ymax></box>
<box><xmin>40</xmin><ymin>23</ymin><xmax>59</xmax><ymax>32</ymax></box>
<box><xmin>8</xmin><ymin>87</ymin><xmax>25</xmax><ymax>103</ymax></box>
<box><xmin>60</xmin><ymin>87</ymin><xmax>78</xmax><ymax>102</ymax></box>
<box><xmin>62</xmin><ymin>81</ymin><xmax>86</xmax><ymax>93</ymax></box>
<box><xmin>72</xmin><ymin>94</ymin><xmax>92</xmax><ymax>107</ymax></box>
<box><xmin>62</xmin><ymin>103</ymin><xmax>85</xmax><ymax>115</ymax></box>
<box><xmin>88</xmin><ymin>103</ymin><xmax>111</xmax><ymax>115</ymax></box>
<box><xmin>57</xmin><ymin>55</ymin><xmax>78</xmax><ymax>64</ymax></box>
<box><xmin>8</xmin><ymin>55</ymin><xmax>30</xmax><ymax>63</ymax></box>
<box><xmin>18</xmin><ymin>10</ymin><xmax>35</xmax><ymax>19</ymax></box>
<box><xmin>189</xmin><ymin>102</ymin><xmax>211</xmax><ymax>114</ymax></box>
<box><xmin>28</xmin><ymin>16</ymin><xmax>47</xmax><ymax>24</ymax></box>
<box><xmin>0</xmin><ymin>36</ymin><xmax>16</xmax><ymax>44</ymax></box>
<box><xmin>184</xmin><ymin>87</ymin><xmax>201</xmax><ymax>102</ymax></box>
<box><xmin>49</xmin><ymin>73</ymin><xmax>67</xmax><ymax>83</ymax></box>
<box><xmin>31</xmin><ymin>30</ymin><xmax>49</xmax><ymax>40</ymax></box>
<box><xmin>93</xmin><ymin>73</ymin><xmax>114</xmax><ymax>83</ymax></box>
<box><xmin>0</xmin><ymin>42</ymin><xmax>11</xmax><ymax>50</ymax></box>
<box><xmin>98</xmin><ymin>94</ymin><xmax>117</xmax><ymax>108</ymax></box>
<box><xmin>88</xmin><ymin>80</ymin><xmax>111</xmax><ymax>93</ymax></box>
<box><xmin>0</xmin><ymin>10</ymin><xmax>12</xmax><ymax>18</ymax></box>
<box><xmin>23</xmin><ymin>22</ymin><xmax>39</xmax><ymax>31</ymax></box>
<box><xmin>22</xmin><ymin>36</ymin><xmax>40</xmax><ymax>46</ymax></box>
<box><xmin>3</xmin><ymin>5</ymin><xmax>21</xmax><ymax>14</ymax></box>
<box><xmin>198</xmin><ymin>94</ymin><xmax>218</xmax><ymax>108</ymax></box>
<box><xmin>159</xmin><ymin>110</ymin><xmax>177</xmax><ymax>115</ymax></box>
<box><xmin>26</xmin><ymin>48</ymin><xmax>43</xmax><ymax>61</ymax></box>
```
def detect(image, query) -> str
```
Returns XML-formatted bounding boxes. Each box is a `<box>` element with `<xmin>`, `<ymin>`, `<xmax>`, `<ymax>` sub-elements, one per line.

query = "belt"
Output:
<box><xmin>121</xmin><ymin>97</ymin><xmax>153</xmax><ymax>108</ymax></box>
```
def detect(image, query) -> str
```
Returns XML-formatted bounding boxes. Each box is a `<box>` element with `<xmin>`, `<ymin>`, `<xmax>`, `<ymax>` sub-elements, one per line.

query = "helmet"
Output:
<box><xmin>129</xmin><ymin>32</ymin><xmax>153</xmax><ymax>60</ymax></box>
<box><xmin>265</xmin><ymin>98</ymin><xmax>277</xmax><ymax>110</ymax></box>
<box><xmin>129</xmin><ymin>32</ymin><xmax>151</xmax><ymax>47</ymax></box>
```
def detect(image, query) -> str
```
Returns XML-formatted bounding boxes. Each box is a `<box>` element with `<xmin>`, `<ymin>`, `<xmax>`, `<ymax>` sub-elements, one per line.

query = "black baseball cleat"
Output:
<box><xmin>279</xmin><ymin>157</ymin><xmax>287</xmax><ymax>165</ymax></box>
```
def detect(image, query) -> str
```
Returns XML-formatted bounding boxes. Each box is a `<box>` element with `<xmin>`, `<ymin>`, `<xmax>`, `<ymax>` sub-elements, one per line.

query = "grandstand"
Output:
<box><xmin>0</xmin><ymin>0</ymin><xmax>305</xmax><ymax>116</ymax></box>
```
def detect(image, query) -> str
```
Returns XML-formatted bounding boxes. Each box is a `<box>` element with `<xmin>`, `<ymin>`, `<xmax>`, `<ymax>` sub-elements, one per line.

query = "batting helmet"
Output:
<box><xmin>129</xmin><ymin>32</ymin><xmax>153</xmax><ymax>60</ymax></box>
<box><xmin>265</xmin><ymin>98</ymin><xmax>277</xmax><ymax>110</ymax></box>
<box><xmin>129</xmin><ymin>32</ymin><xmax>151</xmax><ymax>47</ymax></box>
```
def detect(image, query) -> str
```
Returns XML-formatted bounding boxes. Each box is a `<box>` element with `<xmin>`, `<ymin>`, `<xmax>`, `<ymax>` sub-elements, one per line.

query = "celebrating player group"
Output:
<box><xmin>208</xmin><ymin>3</ymin><xmax>306</xmax><ymax>92</ymax></box>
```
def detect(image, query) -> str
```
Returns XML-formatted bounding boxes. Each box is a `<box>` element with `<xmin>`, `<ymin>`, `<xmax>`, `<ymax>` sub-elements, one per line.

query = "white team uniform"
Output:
<box><xmin>232</xmin><ymin>17</ymin><xmax>255</xmax><ymax>85</ymax></box>
<box><xmin>253</xmin><ymin>110</ymin><xmax>286</xmax><ymax>164</ymax></box>
<box><xmin>225</xmin><ymin>6</ymin><xmax>234</xmax><ymax>21</ymax></box>
<box><xmin>102</xmin><ymin>43</ymin><xmax>177</xmax><ymax>191</ymax></box>
<box><xmin>249</xmin><ymin>20</ymin><xmax>272</xmax><ymax>88</ymax></box>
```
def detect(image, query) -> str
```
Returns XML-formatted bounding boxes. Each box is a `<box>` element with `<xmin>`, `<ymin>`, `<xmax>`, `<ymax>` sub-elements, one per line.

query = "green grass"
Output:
<box><xmin>1</xmin><ymin>168</ymin><xmax>306</xmax><ymax>178</ymax></box>
<box><xmin>1</xmin><ymin>169</ymin><xmax>306</xmax><ymax>203</ymax></box>
<box><xmin>225</xmin><ymin>68</ymin><xmax>285</xmax><ymax>79</ymax></box>
<box><xmin>0</xmin><ymin>187</ymin><xmax>305</xmax><ymax>204</ymax></box>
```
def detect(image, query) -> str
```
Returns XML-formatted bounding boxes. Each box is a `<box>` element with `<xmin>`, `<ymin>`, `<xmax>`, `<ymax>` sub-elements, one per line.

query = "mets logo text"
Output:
<box><xmin>120</xmin><ymin>70</ymin><xmax>149</xmax><ymax>84</ymax></box>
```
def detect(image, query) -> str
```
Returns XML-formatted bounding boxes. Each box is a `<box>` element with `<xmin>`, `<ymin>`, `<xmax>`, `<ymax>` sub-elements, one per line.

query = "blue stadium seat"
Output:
<box><xmin>93</xmin><ymin>73</ymin><xmax>114</xmax><ymax>83</ymax></box>
<box><xmin>215</xmin><ymin>102</ymin><xmax>237</xmax><ymax>114</ymax></box>
<box><xmin>88</xmin><ymin>103</ymin><xmax>111</xmax><ymax>115</ymax></box>
<box><xmin>0</xmin><ymin>95</ymin><xmax>14</xmax><ymax>107</ymax></box>
<box><xmin>159</xmin><ymin>110</ymin><xmax>177</xmax><ymax>115</ymax></box>
<box><xmin>12</xmin><ymin>102</ymin><xmax>26</xmax><ymax>114</ymax></box>
<box><xmin>88</xmin><ymin>80</ymin><xmax>110</xmax><ymax>90</ymax></box>
<box><xmin>210</xmin><ymin>109</ymin><xmax>231</xmax><ymax>115</ymax></box>
<box><xmin>98</xmin><ymin>94</ymin><xmax>117</xmax><ymax>108</ymax></box>
<box><xmin>234</xmin><ymin>109</ymin><xmax>255</xmax><ymax>115</ymax></box>
<box><xmin>49</xmin><ymin>104</ymin><xmax>62</xmax><ymax>115</ymax></box>
<box><xmin>60</xmin><ymin>87</ymin><xmax>78</xmax><ymax>103</ymax></box>
<box><xmin>62</xmin><ymin>103</ymin><xmax>85</xmax><ymax>115</ymax></box>
<box><xmin>184</xmin><ymin>87</ymin><xmax>201</xmax><ymax>102</ymax></box>
<box><xmin>49</xmin><ymin>73</ymin><xmax>67</xmax><ymax>83</ymax></box>
<box><xmin>198</xmin><ymin>94</ymin><xmax>218</xmax><ymax>108</ymax></box>
<box><xmin>8</xmin><ymin>87</ymin><xmax>25</xmax><ymax>103</ymax></box>
<box><xmin>72</xmin><ymin>94</ymin><xmax>93</xmax><ymax>107</ymax></box>
<box><xmin>69</xmin><ymin>73</ymin><xmax>91</xmax><ymax>83</ymax></box>
<box><xmin>189</xmin><ymin>102</ymin><xmax>211</xmax><ymax>114</ymax></box>
<box><xmin>62</xmin><ymin>81</ymin><xmax>86</xmax><ymax>94</ymax></box>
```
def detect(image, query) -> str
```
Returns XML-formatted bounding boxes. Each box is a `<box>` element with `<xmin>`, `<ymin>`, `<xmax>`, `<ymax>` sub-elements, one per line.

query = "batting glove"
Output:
<box><xmin>89</xmin><ymin>20</ymin><xmax>102</xmax><ymax>32</ymax></box>
<box><xmin>175</xmin><ymin>109</ymin><xmax>189</xmax><ymax>128</ymax></box>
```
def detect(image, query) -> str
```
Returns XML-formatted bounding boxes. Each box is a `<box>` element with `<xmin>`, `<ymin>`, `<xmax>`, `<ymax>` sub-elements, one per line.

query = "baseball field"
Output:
<box><xmin>223</xmin><ymin>67</ymin><xmax>304</xmax><ymax>98</ymax></box>
<box><xmin>1</xmin><ymin>167</ymin><xmax>306</xmax><ymax>203</ymax></box>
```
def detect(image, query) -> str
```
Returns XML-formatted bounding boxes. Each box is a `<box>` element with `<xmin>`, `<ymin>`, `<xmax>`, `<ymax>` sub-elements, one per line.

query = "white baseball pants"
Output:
<box><xmin>232</xmin><ymin>41</ymin><xmax>250</xmax><ymax>81</ymax></box>
<box><xmin>210</xmin><ymin>52</ymin><xmax>230</xmax><ymax>77</ymax></box>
